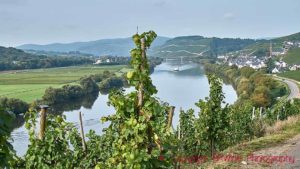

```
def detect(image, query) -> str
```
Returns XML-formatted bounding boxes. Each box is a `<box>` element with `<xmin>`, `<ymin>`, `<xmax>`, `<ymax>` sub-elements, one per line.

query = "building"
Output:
<box><xmin>272</xmin><ymin>68</ymin><xmax>280</xmax><ymax>73</ymax></box>
<box><xmin>290</xmin><ymin>65</ymin><xmax>300</xmax><ymax>71</ymax></box>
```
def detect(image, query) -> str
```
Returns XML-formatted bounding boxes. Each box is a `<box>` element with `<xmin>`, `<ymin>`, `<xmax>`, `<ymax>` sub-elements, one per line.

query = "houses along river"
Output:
<box><xmin>11</xmin><ymin>61</ymin><xmax>237</xmax><ymax>156</ymax></box>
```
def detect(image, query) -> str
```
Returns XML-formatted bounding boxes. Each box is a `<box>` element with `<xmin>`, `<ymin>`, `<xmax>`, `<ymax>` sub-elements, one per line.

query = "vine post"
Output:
<box><xmin>167</xmin><ymin>106</ymin><xmax>175</xmax><ymax>129</ymax></box>
<box><xmin>79</xmin><ymin>111</ymin><xmax>87</xmax><ymax>152</ymax></box>
<box><xmin>252</xmin><ymin>107</ymin><xmax>255</xmax><ymax>120</ymax></box>
<box><xmin>137</xmin><ymin>38</ymin><xmax>146</xmax><ymax>115</ymax></box>
<box><xmin>39</xmin><ymin>105</ymin><xmax>49</xmax><ymax>140</ymax></box>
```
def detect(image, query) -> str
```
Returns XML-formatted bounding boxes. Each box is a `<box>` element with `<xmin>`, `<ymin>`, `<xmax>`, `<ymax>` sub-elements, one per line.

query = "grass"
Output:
<box><xmin>0</xmin><ymin>65</ymin><xmax>129</xmax><ymax>102</ymax></box>
<box><xmin>227</xmin><ymin>115</ymin><xmax>300</xmax><ymax>157</ymax></box>
<box><xmin>207</xmin><ymin>115</ymin><xmax>300</xmax><ymax>168</ymax></box>
<box><xmin>180</xmin><ymin>115</ymin><xmax>300</xmax><ymax>169</ymax></box>
<box><xmin>283</xmin><ymin>47</ymin><xmax>300</xmax><ymax>65</ymax></box>
<box><xmin>278</xmin><ymin>70</ymin><xmax>300</xmax><ymax>82</ymax></box>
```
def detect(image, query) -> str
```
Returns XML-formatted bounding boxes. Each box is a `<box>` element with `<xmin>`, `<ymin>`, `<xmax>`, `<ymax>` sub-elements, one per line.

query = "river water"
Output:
<box><xmin>11</xmin><ymin>61</ymin><xmax>237</xmax><ymax>156</ymax></box>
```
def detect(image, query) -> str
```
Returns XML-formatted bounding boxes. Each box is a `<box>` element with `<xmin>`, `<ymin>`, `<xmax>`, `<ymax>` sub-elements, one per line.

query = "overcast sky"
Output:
<box><xmin>1</xmin><ymin>0</ymin><xmax>299</xmax><ymax>47</ymax></box>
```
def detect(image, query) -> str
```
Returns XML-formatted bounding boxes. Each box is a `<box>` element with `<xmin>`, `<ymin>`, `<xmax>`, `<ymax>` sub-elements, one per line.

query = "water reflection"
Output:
<box><xmin>49</xmin><ymin>93</ymin><xmax>99</xmax><ymax>115</ymax></box>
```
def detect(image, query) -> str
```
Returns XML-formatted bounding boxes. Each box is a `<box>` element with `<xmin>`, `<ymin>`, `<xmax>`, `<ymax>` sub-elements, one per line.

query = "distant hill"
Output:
<box><xmin>0</xmin><ymin>46</ymin><xmax>39</xmax><ymax>61</ymax></box>
<box><xmin>151</xmin><ymin>36</ymin><xmax>257</xmax><ymax>58</ymax></box>
<box><xmin>0</xmin><ymin>46</ymin><xmax>92</xmax><ymax>71</ymax></box>
<box><xmin>17</xmin><ymin>36</ymin><xmax>170</xmax><ymax>56</ymax></box>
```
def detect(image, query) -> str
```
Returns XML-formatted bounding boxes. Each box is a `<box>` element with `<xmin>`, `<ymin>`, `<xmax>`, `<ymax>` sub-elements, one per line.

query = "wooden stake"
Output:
<box><xmin>79</xmin><ymin>111</ymin><xmax>87</xmax><ymax>152</ymax></box>
<box><xmin>259</xmin><ymin>107</ymin><xmax>263</xmax><ymax>118</ymax></box>
<box><xmin>167</xmin><ymin>106</ymin><xmax>175</xmax><ymax>129</ymax></box>
<box><xmin>177</xmin><ymin>122</ymin><xmax>181</xmax><ymax>140</ymax></box>
<box><xmin>138</xmin><ymin>38</ymin><xmax>146</xmax><ymax>109</ymax></box>
<box><xmin>252</xmin><ymin>107</ymin><xmax>255</xmax><ymax>120</ymax></box>
<box><xmin>39</xmin><ymin>105</ymin><xmax>49</xmax><ymax>140</ymax></box>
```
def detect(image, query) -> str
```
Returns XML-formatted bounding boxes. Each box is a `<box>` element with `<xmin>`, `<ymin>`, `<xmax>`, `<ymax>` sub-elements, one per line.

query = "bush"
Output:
<box><xmin>0</xmin><ymin>97</ymin><xmax>29</xmax><ymax>115</ymax></box>
<box><xmin>99</xmin><ymin>76</ymin><xmax>124</xmax><ymax>91</ymax></box>
<box><xmin>80</xmin><ymin>77</ymin><xmax>99</xmax><ymax>93</ymax></box>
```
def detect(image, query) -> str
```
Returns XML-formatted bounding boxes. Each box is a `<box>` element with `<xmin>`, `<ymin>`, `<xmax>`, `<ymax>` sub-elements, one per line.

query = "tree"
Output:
<box><xmin>251</xmin><ymin>86</ymin><xmax>271</xmax><ymax>107</ymax></box>
<box><xmin>0</xmin><ymin>108</ymin><xmax>15</xmax><ymax>168</ymax></box>
<box><xmin>240</xmin><ymin>66</ymin><xmax>255</xmax><ymax>78</ymax></box>
<box><xmin>80</xmin><ymin>77</ymin><xmax>99</xmax><ymax>94</ymax></box>
<box><xmin>265</xmin><ymin>58</ymin><xmax>275</xmax><ymax>74</ymax></box>
<box><xmin>0</xmin><ymin>97</ymin><xmax>29</xmax><ymax>115</ymax></box>
<box><xmin>98</xmin><ymin>31</ymin><xmax>172</xmax><ymax>168</ymax></box>
<box><xmin>195</xmin><ymin>74</ymin><xmax>229</xmax><ymax>158</ymax></box>
<box><xmin>178</xmin><ymin>109</ymin><xmax>197</xmax><ymax>156</ymax></box>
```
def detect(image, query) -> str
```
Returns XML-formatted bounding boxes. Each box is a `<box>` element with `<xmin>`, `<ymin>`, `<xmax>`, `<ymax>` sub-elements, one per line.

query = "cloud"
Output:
<box><xmin>223</xmin><ymin>12</ymin><xmax>235</xmax><ymax>20</ymax></box>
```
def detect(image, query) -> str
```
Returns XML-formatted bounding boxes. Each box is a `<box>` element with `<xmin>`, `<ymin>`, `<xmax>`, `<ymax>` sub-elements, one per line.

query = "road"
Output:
<box><xmin>273</xmin><ymin>76</ymin><xmax>300</xmax><ymax>100</ymax></box>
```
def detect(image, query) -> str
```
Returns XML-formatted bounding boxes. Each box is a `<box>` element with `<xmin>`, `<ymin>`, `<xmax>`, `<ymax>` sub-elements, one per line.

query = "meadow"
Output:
<box><xmin>283</xmin><ymin>47</ymin><xmax>300</xmax><ymax>65</ymax></box>
<box><xmin>279</xmin><ymin>70</ymin><xmax>300</xmax><ymax>82</ymax></box>
<box><xmin>0</xmin><ymin>65</ymin><xmax>129</xmax><ymax>102</ymax></box>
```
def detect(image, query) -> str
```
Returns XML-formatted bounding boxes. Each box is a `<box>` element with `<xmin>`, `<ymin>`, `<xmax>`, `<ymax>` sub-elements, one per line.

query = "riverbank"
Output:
<box><xmin>0</xmin><ymin>65</ymin><xmax>128</xmax><ymax>102</ymax></box>
<box><xmin>204</xmin><ymin>63</ymin><xmax>288</xmax><ymax>107</ymax></box>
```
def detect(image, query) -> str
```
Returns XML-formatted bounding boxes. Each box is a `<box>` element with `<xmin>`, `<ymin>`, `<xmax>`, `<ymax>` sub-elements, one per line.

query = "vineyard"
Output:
<box><xmin>1</xmin><ymin>31</ymin><xmax>300</xmax><ymax>168</ymax></box>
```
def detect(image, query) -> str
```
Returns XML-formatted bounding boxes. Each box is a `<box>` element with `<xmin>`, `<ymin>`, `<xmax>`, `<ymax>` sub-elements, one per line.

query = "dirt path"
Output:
<box><xmin>242</xmin><ymin>134</ymin><xmax>300</xmax><ymax>169</ymax></box>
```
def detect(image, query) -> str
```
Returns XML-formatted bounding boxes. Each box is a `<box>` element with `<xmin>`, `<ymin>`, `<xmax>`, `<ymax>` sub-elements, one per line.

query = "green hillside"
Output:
<box><xmin>151</xmin><ymin>36</ymin><xmax>256</xmax><ymax>58</ymax></box>
<box><xmin>283</xmin><ymin>47</ymin><xmax>300</xmax><ymax>65</ymax></box>
<box><xmin>274</xmin><ymin>32</ymin><xmax>300</xmax><ymax>42</ymax></box>
<box><xmin>279</xmin><ymin>70</ymin><xmax>300</xmax><ymax>81</ymax></box>
<box><xmin>244</xmin><ymin>32</ymin><xmax>300</xmax><ymax>57</ymax></box>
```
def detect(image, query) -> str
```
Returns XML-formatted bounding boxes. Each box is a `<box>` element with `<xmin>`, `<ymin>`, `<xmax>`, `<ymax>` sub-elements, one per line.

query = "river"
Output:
<box><xmin>11</xmin><ymin>61</ymin><xmax>237</xmax><ymax>156</ymax></box>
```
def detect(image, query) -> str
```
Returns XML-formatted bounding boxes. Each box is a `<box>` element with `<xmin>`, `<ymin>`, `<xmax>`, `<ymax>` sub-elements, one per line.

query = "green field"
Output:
<box><xmin>278</xmin><ymin>70</ymin><xmax>300</xmax><ymax>82</ymax></box>
<box><xmin>283</xmin><ymin>47</ymin><xmax>300</xmax><ymax>65</ymax></box>
<box><xmin>0</xmin><ymin>65</ymin><xmax>129</xmax><ymax>102</ymax></box>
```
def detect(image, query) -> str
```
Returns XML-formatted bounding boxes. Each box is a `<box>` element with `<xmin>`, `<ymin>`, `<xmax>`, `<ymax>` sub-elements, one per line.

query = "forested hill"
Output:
<box><xmin>17</xmin><ymin>36</ymin><xmax>170</xmax><ymax>56</ymax></box>
<box><xmin>0</xmin><ymin>46</ymin><xmax>37</xmax><ymax>61</ymax></box>
<box><xmin>150</xmin><ymin>36</ymin><xmax>258</xmax><ymax>58</ymax></box>
<box><xmin>0</xmin><ymin>46</ymin><xmax>93</xmax><ymax>71</ymax></box>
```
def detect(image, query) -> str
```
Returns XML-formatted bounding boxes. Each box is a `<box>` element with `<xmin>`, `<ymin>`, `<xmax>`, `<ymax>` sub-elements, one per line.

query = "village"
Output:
<box><xmin>93</xmin><ymin>55</ymin><xmax>130</xmax><ymax>65</ymax></box>
<box><xmin>218</xmin><ymin>40</ymin><xmax>300</xmax><ymax>73</ymax></box>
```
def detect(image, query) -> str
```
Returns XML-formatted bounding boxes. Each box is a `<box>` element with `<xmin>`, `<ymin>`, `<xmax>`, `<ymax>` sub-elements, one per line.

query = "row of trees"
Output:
<box><xmin>1</xmin><ymin>31</ymin><xmax>300</xmax><ymax>168</ymax></box>
<box><xmin>42</xmin><ymin>71</ymin><xmax>128</xmax><ymax>105</ymax></box>
<box><xmin>0</xmin><ymin>97</ymin><xmax>29</xmax><ymax>115</ymax></box>
<box><xmin>42</xmin><ymin>77</ymin><xmax>100</xmax><ymax>105</ymax></box>
<box><xmin>205</xmin><ymin>64</ymin><xmax>287</xmax><ymax>107</ymax></box>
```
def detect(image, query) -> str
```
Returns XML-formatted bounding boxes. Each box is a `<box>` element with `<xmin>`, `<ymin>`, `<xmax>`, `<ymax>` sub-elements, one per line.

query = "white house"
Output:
<box><xmin>272</xmin><ymin>68</ymin><xmax>280</xmax><ymax>74</ymax></box>
<box><xmin>281</xmin><ymin>61</ymin><xmax>288</xmax><ymax>68</ymax></box>
<box><xmin>94</xmin><ymin>60</ymin><xmax>102</xmax><ymax>64</ymax></box>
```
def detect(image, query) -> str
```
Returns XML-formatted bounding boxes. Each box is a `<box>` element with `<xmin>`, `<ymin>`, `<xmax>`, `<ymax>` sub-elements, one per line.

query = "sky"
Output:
<box><xmin>0</xmin><ymin>0</ymin><xmax>300</xmax><ymax>47</ymax></box>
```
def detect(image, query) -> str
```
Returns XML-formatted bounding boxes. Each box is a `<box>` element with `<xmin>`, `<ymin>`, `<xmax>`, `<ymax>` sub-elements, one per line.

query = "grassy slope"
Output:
<box><xmin>0</xmin><ymin>65</ymin><xmax>128</xmax><ymax>102</ymax></box>
<box><xmin>214</xmin><ymin>116</ymin><xmax>300</xmax><ymax>168</ymax></box>
<box><xmin>182</xmin><ymin>115</ymin><xmax>300</xmax><ymax>168</ymax></box>
<box><xmin>242</xmin><ymin>32</ymin><xmax>300</xmax><ymax>57</ymax></box>
<box><xmin>279</xmin><ymin>70</ymin><xmax>300</xmax><ymax>82</ymax></box>
<box><xmin>283</xmin><ymin>47</ymin><xmax>300</xmax><ymax>65</ymax></box>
